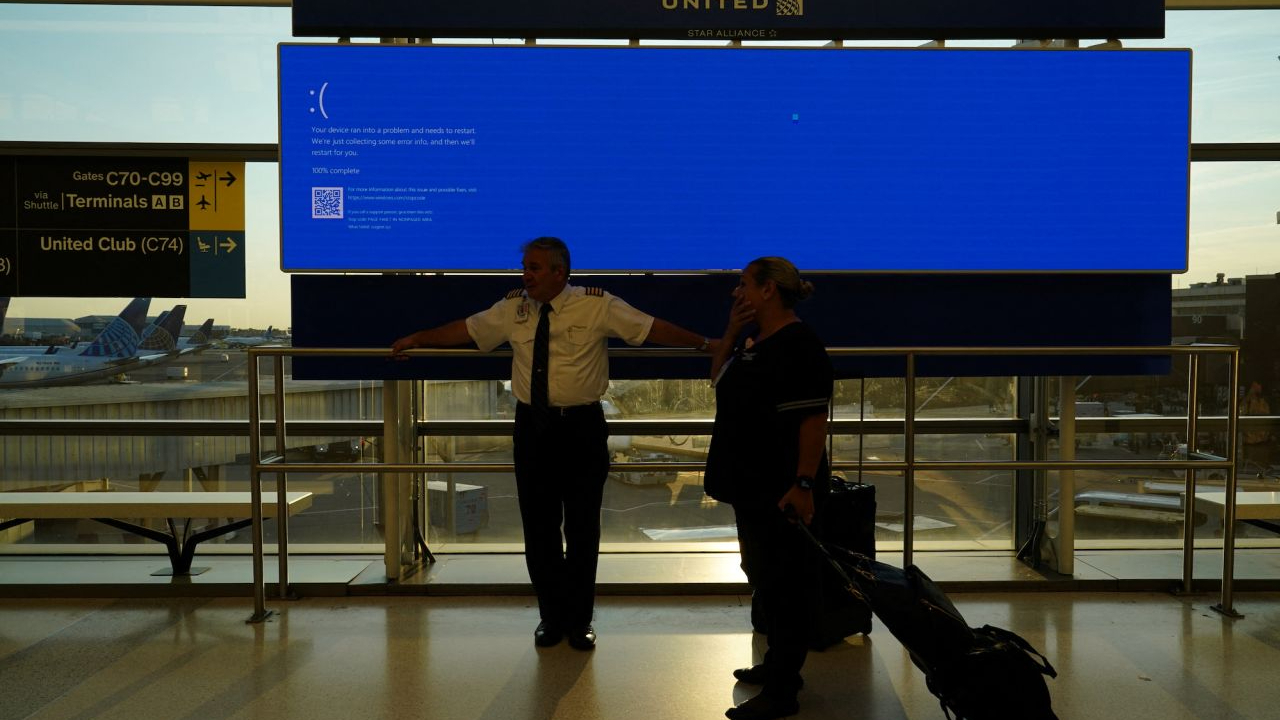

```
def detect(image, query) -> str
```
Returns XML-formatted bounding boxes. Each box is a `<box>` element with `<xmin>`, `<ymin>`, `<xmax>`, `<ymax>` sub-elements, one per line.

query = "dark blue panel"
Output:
<box><xmin>292</xmin><ymin>0</ymin><xmax>1165</xmax><ymax>41</ymax></box>
<box><xmin>292</xmin><ymin>274</ymin><xmax>1171</xmax><ymax>379</ymax></box>
<box><xmin>279</xmin><ymin>46</ymin><xmax>1190</xmax><ymax>274</ymax></box>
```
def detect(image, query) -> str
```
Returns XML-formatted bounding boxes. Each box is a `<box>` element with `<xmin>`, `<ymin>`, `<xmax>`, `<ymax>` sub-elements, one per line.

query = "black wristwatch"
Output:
<box><xmin>794</xmin><ymin>475</ymin><xmax>814</xmax><ymax>491</ymax></box>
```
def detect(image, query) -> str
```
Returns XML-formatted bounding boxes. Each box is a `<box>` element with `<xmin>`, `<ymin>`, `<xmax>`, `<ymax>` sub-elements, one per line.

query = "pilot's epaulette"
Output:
<box><xmin>583</xmin><ymin>287</ymin><xmax>604</xmax><ymax>297</ymax></box>
<box><xmin>505</xmin><ymin>288</ymin><xmax>525</xmax><ymax>300</ymax></box>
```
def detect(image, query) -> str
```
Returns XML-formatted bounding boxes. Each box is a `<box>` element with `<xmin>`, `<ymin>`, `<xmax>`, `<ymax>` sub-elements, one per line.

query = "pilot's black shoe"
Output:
<box><xmin>533</xmin><ymin>621</ymin><xmax>563</xmax><ymax>647</ymax></box>
<box><xmin>566</xmin><ymin>624</ymin><xmax>597</xmax><ymax>650</ymax></box>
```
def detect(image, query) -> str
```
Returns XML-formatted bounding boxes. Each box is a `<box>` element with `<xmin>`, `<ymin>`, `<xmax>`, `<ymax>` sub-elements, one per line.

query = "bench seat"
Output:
<box><xmin>1194</xmin><ymin>490</ymin><xmax>1280</xmax><ymax>530</ymax></box>
<box><xmin>0</xmin><ymin>491</ymin><xmax>313</xmax><ymax>575</ymax></box>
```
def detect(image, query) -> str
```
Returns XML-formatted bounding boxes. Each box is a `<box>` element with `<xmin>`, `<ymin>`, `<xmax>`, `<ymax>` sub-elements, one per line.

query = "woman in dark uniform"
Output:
<box><xmin>705</xmin><ymin>257</ymin><xmax>833</xmax><ymax>720</ymax></box>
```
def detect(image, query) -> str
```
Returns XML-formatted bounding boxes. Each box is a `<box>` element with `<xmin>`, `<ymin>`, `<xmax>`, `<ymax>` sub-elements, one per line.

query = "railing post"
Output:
<box><xmin>904</xmin><ymin>352</ymin><xmax>916</xmax><ymax>568</ymax></box>
<box><xmin>1180</xmin><ymin>352</ymin><xmax>1200</xmax><ymax>594</ymax></box>
<box><xmin>382</xmin><ymin>380</ymin><xmax>402</xmax><ymax>580</ymax></box>
<box><xmin>246</xmin><ymin>350</ymin><xmax>270</xmax><ymax>623</ymax></box>
<box><xmin>274</xmin><ymin>355</ymin><xmax>292</xmax><ymax>600</ymax></box>
<box><xmin>1018</xmin><ymin>376</ymin><xmax>1051</xmax><ymax>569</ymax></box>
<box><xmin>1213</xmin><ymin>348</ymin><xmax>1243</xmax><ymax>617</ymax></box>
<box><xmin>1055</xmin><ymin>377</ymin><xmax>1075</xmax><ymax>575</ymax></box>
<box><xmin>397</xmin><ymin>379</ymin><xmax>417</xmax><ymax>568</ymax></box>
<box><xmin>1013</xmin><ymin>375</ymin><xmax>1037</xmax><ymax>561</ymax></box>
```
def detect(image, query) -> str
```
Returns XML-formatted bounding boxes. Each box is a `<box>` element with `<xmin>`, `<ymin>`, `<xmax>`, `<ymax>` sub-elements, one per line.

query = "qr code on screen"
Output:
<box><xmin>312</xmin><ymin>187</ymin><xmax>343</xmax><ymax>219</ymax></box>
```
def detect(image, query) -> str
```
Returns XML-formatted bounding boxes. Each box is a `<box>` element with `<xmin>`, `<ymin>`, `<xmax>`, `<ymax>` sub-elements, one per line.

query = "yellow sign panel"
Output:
<box><xmin>187</xmin><ymin>161</ymin><xmax>245</xmax><ymax>232</ymax></box>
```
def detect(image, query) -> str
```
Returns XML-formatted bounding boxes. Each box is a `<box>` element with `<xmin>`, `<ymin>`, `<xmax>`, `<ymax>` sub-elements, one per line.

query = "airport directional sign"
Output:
<box><xmin>0</xmin><ymin>155</ymin><xmax>246</xmax><ymax>297</ymax></box>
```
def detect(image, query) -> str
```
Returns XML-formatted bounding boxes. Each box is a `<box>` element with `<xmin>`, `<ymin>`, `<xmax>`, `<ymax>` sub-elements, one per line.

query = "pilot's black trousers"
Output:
<box><xmin>513</xmin><ymin>401</ymin><xmax>610</xmax><ymax>629</ymax></box>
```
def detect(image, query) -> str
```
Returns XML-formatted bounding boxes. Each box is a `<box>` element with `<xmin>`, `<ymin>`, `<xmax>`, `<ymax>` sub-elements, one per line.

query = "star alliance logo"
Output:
<box><xmin>777</xmin><ymin>0</ymin><xmax>803</xmax><ymax>15</ymax></box>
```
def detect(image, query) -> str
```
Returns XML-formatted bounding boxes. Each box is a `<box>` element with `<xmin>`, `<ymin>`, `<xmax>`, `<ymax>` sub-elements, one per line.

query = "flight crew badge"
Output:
<box><xmin>515</xmin><ymin>301</ymin><xmax>529</xmax><ymax>323</ymax></box>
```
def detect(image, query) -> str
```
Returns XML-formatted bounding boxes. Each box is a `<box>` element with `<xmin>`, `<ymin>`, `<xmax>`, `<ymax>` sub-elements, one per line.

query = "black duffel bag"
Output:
<box><xmin>926</xmin><ymin>624</ymin><xmax>1059</xmax><ymax>720</ymax></box>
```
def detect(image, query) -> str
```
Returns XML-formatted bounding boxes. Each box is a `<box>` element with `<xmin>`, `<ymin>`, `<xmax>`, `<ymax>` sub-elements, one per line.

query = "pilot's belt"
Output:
<box><xmin>517</xmin><ymin>401</ymin><xmax>602</xmax><ymax>418</ymax></box>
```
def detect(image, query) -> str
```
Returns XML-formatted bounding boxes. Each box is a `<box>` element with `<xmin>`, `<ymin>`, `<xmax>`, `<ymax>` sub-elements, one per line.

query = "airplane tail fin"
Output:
<box><xmin>139</xmin><ymin>310</ymin><xmax>169</xmax><ymax>343</ymax></box>
<box><xmin>140</xmin><ymin>305</ymin><xmax>187</xmax><ymax>352</ymax></box>
<box><xmin>0</xmin><ymin>297</ymin><xmax>9</xmax><ymax>331</ymax></box>
<box><xmin>188</xmin><ymin>318</ymin><xmax>214</xmax><ymax>346</ymax></box>
<box><xmin>78</xmin><ymin>297</ymin><xmax>151</xmax><ymax>358</ymax></box>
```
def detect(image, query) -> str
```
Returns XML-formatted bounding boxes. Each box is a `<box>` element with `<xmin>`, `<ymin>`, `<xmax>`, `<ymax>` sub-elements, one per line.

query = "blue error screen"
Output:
<box><xmin>278</xmin><ymin>45</ymin><xmax>1190</xmax><ymax>273</ymax></box>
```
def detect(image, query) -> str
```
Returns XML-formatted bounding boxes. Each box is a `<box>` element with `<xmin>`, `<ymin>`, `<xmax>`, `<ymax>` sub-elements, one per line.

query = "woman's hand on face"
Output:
<box><xmin>727</xmin><ymin>293</ymin><xmax>755</xmax><ymax>337</ymax></box>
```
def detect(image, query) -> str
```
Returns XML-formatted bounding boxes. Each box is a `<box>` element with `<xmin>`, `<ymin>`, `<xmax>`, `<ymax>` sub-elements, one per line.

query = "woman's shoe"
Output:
<box><xmin>732</xmin><ymin>666</ymin><xmax>802</xmax><ymax>689</ymax></box>
<box><xmin>724</xmin><ymin>692</ymin><xmax>799</xmax><ymax>720</ymax></box>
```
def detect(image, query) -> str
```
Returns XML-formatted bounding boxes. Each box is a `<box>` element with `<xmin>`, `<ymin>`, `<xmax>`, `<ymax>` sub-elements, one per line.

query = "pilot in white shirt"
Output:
<box><xmin>392</xmin><ymin>236</ymin><xmax>713</xmax><ymax>651</ymax></box>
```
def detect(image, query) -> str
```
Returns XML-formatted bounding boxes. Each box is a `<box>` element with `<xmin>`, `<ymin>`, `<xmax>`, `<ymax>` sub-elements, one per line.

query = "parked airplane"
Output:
<box><xmin>0</xmin><ymin>303</ymin><xmax>214</xmax><ymax>370</ymax></box>
<box><xmin>139</xmin><ymin>305</ymin><xmax>187</xmax><ymax>353</ymax></box>
<box><xmin>0</xmin><ymin>298</ymin><xmax>160</xmax><ymax>387</ymax></box>
<box><xmin>139</xmin><ymin>309</ymin><xmax>170</xmax><ymax>346</ymax></box>
<box><xmin>0</xmin><ymin>303</ymin><xmax>177</xmax><ymax>359</ymax></box>
<box><xmin>176</xmin><ymin>318</ymin><xmax>216</xmax><ymax>353</ymax></box>
<box><xmin>223</xmin><ymin>325</ymin><xmax>288</xmax><ymax>348</ymax></box>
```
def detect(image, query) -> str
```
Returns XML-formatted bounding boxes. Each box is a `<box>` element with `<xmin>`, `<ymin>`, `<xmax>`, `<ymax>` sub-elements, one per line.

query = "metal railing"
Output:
<box><xmin>246</xmin><ymin>344</ymin><xmax>1246</xmax><ymax>623</ymax></box>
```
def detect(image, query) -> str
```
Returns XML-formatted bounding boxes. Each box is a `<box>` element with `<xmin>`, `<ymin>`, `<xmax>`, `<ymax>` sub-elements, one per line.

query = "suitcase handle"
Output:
<box><xmin>794</xmin><ymin>519</ymin><xmax>872</xmax><ymax>608</ymax></box>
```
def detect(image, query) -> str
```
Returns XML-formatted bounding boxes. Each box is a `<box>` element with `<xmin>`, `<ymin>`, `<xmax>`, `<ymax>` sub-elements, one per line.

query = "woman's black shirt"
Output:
<box><xmin>705</xmin><ymin>321</ymin><xmax>833</xmax><ymax>506</ymax></box>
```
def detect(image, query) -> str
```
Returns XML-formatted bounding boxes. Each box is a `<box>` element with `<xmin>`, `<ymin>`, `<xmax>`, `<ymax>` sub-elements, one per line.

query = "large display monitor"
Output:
<box><xmin>278</xmin><ymin>45</ymin><xmax>1190</xmax><ymax>273</ymax></box>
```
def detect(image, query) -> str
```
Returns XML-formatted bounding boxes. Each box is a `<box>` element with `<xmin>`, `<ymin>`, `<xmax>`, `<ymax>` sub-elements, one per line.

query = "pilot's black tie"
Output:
<box><xmin>531</xmin><ymin>303</ymin><xmax>552</xmax><ymax>413</ymax></box>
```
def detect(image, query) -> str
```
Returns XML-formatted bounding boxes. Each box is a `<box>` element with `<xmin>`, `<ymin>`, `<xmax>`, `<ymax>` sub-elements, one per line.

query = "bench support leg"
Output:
<box><xmin>95</xmin><ymin>518</ymin><xmax>186</xmax><ymax>572</ymax></box>
<box><xmin>93</xmin><ymin>517</ymin><xmax>257</xmax><ymax>576</ymax></box>
<box><xmin>173</xmin><ymin>518</ymin><xmax>255</xmax><ymax>574</ymax></box>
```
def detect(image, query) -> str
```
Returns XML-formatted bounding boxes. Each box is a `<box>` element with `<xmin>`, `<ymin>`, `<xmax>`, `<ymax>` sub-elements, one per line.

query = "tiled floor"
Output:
<box><xmin>2</xmin><ymin>548</ymin><xmax>1278</xmax><ymax>717</ymax></box>
<box><xmin>2</xmin><ymin>591</ymin><xmax>1278</xmax><ymax>720</ymax></box>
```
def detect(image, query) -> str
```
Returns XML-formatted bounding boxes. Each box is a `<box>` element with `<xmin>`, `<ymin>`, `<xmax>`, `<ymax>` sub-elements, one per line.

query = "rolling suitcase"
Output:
<box><xmin>752</xmin><ymin>476</ymin><xmax>876</xmax><ymax>649</ymax></box>
<box><xmin>797</xmin><ymin>524</ymin><xmax>1059</xmax><ymax>720</ymax></box>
